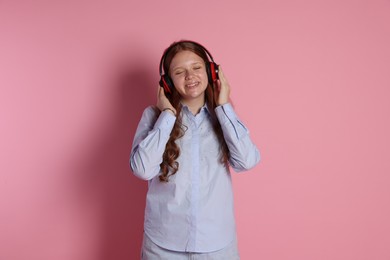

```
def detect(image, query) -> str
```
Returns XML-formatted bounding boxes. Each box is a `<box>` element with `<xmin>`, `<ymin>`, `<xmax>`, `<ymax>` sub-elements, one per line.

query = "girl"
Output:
<box><xmin>130</xmin><ymin>40</ymin><xmax>260</xmax><ymax>259</ymax></box>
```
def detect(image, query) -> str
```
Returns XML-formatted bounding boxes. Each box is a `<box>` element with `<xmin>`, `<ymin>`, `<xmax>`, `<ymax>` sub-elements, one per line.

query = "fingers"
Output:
<box><xmin>158</xmin><ymin>85</ymin><xmax>164</xmax><ymax>97</ymax></box>
<box><xmin>157</xmin><ymin>84</ymin><xmax>176</xmax><ymax>114</ymax></box>
<box><xmin>157</xmin><ymin>85</ymin><xmax>166</xmax><ymax>111</ymax></box>
<box><xmin>218</xmin><ymin>65</ymin><xmax>225</xmax><ymax>81</ymax></box>
<box><xmin>215</xmin><ymin>66</ymin><xmax>230</xmax><ymax>106</ymax></box>
<box><xmin>217</xmin><ymin>66</ymin><xmax>229</xmax><ymax>90</ymax></box>
<box><xmin>218</xmin><ymin>66</ymin><xmax>229</xmax><ymax>87</ymax></box>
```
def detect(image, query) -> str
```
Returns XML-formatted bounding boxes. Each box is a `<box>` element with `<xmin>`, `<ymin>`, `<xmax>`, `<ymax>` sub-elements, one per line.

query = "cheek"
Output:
<box><xmin>200</xmin><ymin>72</ymin><xmax>209</xmax><ymax>84</ymax></box>
<box><xmin>196</xmin><ymin>70</ymin><xmax>208</xmax><ymax>82</ymax></box>
<box><xmin>171</xmin><ymin>75</ymin><xmax>183</xmax><ymax>86</ymax></box>
<box><xmin>173</xmin><ymin>80</ymin><xmax>184</xmax><ymax>91</ymax></box>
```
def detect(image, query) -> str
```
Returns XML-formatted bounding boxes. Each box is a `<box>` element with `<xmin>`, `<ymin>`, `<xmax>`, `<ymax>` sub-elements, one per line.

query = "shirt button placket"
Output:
<box><xmin>188</xmin><ymin>116</ymin><xmax>201</xmax><ymax>252</ymax></box>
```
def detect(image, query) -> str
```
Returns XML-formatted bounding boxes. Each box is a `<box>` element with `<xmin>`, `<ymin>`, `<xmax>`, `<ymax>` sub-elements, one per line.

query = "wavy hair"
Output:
<box><xmin>158</xmin><ymin>41</ymin><xmax>230</xmax><ymax>182</ymax></box>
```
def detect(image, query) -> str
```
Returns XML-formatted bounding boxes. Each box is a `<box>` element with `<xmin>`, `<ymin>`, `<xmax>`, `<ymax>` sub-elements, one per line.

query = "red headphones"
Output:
<box><xmin>159</xmin><ymin>40</ymin><xmax>219</xmax><ymax>95</ymax></box>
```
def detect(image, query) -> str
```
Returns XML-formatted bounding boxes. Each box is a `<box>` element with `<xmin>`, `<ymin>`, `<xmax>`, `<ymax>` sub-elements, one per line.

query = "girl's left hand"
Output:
<box><xmin>214</xmin><ymin>65</ymin><xmax>231</xmax><ymax>106</ymax></box>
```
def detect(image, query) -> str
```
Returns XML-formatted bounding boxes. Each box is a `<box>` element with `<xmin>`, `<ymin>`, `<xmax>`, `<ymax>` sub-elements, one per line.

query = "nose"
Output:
<box><xmin>185</xmin><ymin>70</ymin><xmax>194</xmax><ymax>80</ymax></box>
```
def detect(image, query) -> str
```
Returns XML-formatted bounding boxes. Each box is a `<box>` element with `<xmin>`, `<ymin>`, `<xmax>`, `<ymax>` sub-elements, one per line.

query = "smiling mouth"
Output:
<box><xmin>186</xmin><ymin>82</ymin><xmax>199</xmax><ymax>88</ymax></box>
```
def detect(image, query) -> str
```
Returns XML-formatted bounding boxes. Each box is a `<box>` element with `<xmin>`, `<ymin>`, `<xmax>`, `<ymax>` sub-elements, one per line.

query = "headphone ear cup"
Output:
<box><xmin>159</xmin><ymin>74</ymin><xmax>174</xmax><ymax>94</ymax></box>
<box><xmin>206</xmin><ymin>62</ymin><xmax>219</xmax><ymax>84</ymax></box>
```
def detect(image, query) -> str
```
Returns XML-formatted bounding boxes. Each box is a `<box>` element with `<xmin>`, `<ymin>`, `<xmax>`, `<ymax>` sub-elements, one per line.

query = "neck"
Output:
<box><xmin>181</xmin><ymin>96</ymin><xmax>205</xmax><ymax>115</ymax></box>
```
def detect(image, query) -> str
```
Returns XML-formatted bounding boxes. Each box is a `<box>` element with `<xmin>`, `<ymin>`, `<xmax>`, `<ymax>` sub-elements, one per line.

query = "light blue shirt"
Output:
<box><xmin>130</xmin><ymin>103</ymin><xmax>260</xmax><ymax>253</ymax></box>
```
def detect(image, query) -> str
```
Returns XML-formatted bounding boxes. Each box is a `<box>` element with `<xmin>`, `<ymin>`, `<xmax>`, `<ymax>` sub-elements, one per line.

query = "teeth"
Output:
<box><xmin>187</xmin><ymin>82</ymin><xmax>198</xmax><ymax>87</ymax></box>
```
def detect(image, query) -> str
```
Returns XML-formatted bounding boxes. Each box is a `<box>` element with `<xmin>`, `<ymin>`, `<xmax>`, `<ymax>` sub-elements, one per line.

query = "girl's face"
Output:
<box><xmin>169</xmin><ymin>50</ymin><xmax>208</xmax><ymax>104</ymax></box>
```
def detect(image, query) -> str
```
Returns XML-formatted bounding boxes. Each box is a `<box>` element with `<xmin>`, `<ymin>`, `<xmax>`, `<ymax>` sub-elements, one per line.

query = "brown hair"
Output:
<box><xmin>158</xmin><ymin>41</ymin><xmax>230</xmax><ymax>182</ymax></box>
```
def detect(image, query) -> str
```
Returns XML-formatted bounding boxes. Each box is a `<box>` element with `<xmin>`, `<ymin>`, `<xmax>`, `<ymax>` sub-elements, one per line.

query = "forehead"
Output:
<box><xmin>170</xmin><ymin>50</ymin><xmax>204</xmax><ymax>69</ymax></box>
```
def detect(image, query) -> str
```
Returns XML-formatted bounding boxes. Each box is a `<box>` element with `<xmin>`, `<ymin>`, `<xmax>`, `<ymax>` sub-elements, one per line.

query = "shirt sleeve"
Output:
<box><xmin>129</xmin><ymin>106</ymin><xmax>176</xmax><ymax>180</ymax></box>
<box><xmin>215</xmin><ymin>103</ymin><xmax>261</xmax><ymax>172</ymax></box>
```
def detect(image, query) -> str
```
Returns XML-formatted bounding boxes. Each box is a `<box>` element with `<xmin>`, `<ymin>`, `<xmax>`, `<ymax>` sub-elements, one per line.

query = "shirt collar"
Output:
<box><xmin>180</xmin><ymin>102</ymin><xmax>211</xmax><ymax>116</ymax></box>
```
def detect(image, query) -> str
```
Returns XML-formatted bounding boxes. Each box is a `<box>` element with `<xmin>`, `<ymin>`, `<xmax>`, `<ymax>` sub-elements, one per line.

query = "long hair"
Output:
<box><xmin>158</xmin><ymin>40</ymin><xmax>230</xmax><ymax>182</ymax></box>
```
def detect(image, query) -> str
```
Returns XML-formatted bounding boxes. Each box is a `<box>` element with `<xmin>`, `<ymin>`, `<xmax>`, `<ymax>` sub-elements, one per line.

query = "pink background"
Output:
<box><xmin>1</xmin><ymin>0</ymin><xmax>390</xmax><ymax>259</ymax></box>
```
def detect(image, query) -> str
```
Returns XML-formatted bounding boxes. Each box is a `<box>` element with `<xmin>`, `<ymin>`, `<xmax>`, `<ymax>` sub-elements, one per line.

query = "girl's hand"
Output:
<box><xmin>157</xmin><ymin>86</ymin><xmax>176</xmax><ymax>115</ymax></box>
<box><xmin>214</xmin><ymin>66</ymin><xmax>231</xmax><ymax>106</ymax></box>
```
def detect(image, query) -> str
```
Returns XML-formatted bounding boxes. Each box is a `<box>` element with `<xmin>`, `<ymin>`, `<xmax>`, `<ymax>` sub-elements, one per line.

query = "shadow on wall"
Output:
<box><xmin>73</xmin><ymin>49</ymin><xmax>156</xmax><ymax>259</ymax></box>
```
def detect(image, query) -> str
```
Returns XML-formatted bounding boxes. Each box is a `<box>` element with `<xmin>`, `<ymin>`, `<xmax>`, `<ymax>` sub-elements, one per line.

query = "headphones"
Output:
<box><xmin>159</xmin><ymin>40</ymin><xmax>219</xmax><ymax>95</ymax></box>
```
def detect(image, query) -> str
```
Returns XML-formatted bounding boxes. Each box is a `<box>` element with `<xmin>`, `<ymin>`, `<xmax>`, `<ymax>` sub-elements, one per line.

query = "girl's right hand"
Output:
<box><xmin>157</xmin><ymin>86</ymin><xmax>176</xmax><ymax>115</ymax></box>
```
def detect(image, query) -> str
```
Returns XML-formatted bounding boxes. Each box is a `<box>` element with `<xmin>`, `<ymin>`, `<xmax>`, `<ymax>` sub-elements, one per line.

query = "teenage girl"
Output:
<box><xmin>130</xmin><ymin>40</ymin><xmax>260</xmax><ymax>259</ymax></box>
